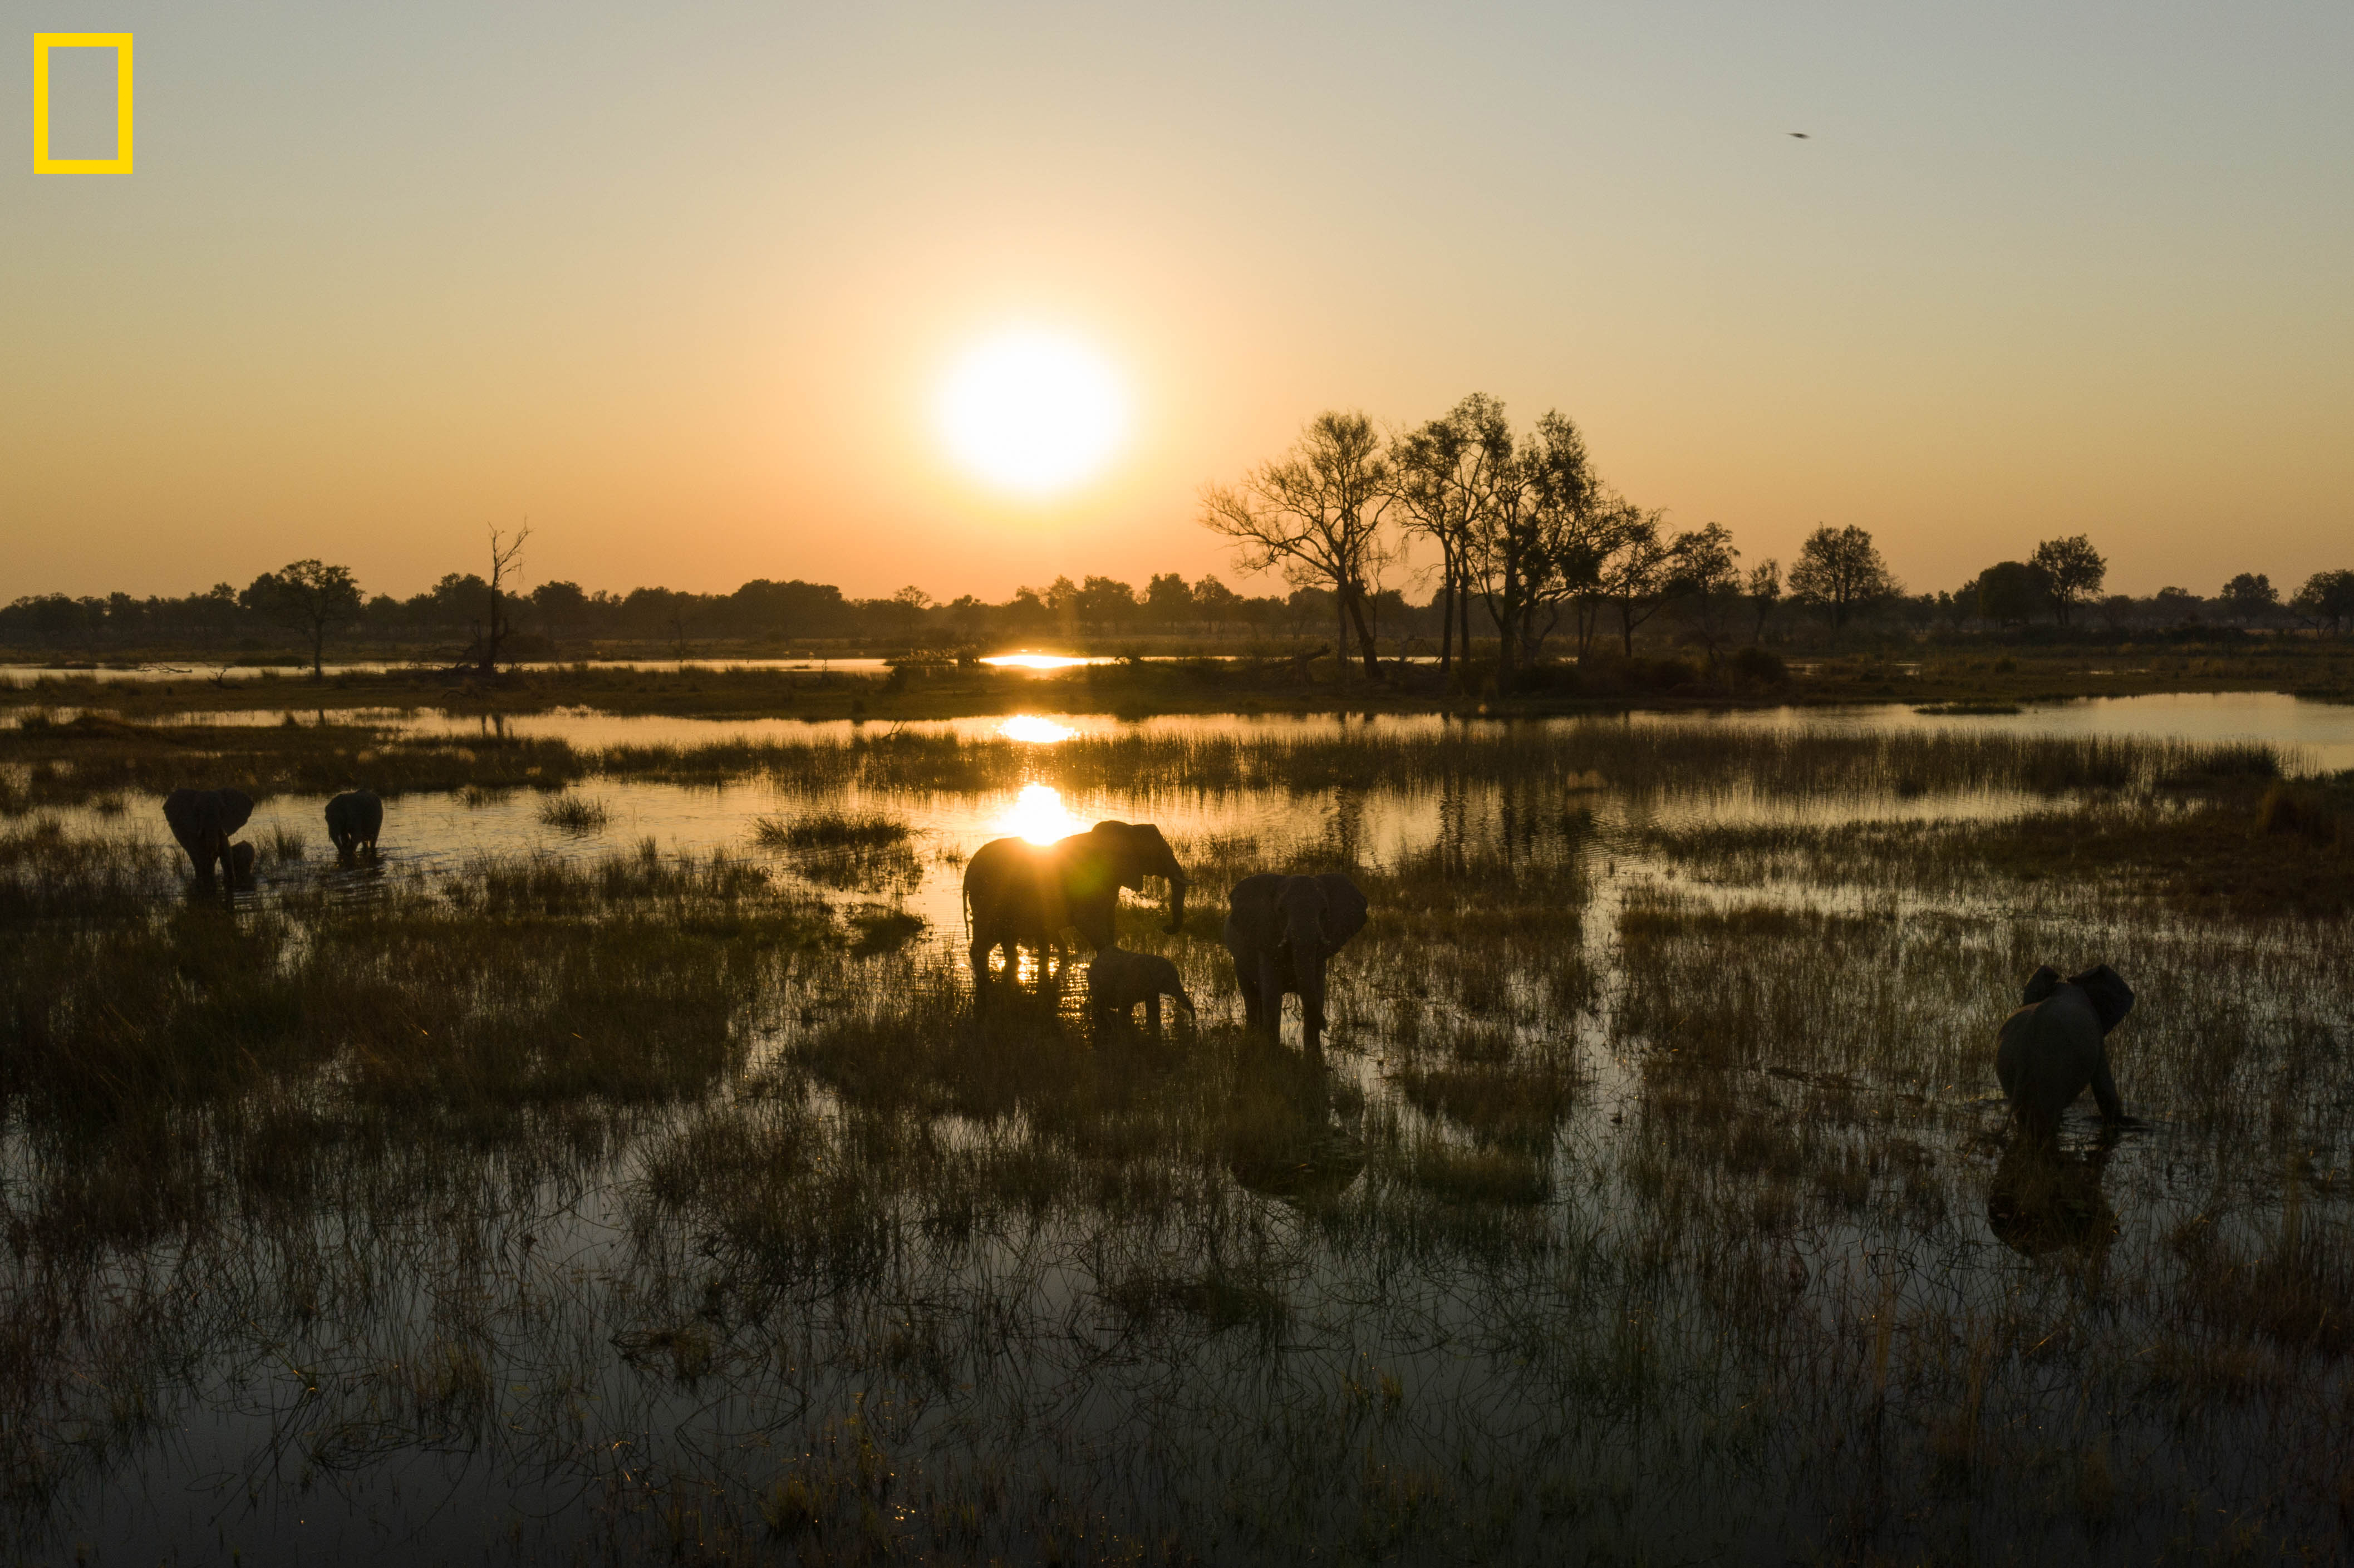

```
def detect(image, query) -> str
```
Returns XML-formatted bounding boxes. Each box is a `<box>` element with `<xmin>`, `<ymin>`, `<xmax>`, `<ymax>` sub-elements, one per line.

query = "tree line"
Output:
<box><xmin>1201</xmin><ymin>400</ymin><xmax>2354</xmax><ymax>692</ymax></box>
<box><xmin>1200</xmin><ymin>399</ymin><xmax>1905</xmax><ymax>694</ymax></box>
<box><xmin>9</xmin><ymin>405</ymin><xmax>2352</xmax><ymax>676</ymax></box>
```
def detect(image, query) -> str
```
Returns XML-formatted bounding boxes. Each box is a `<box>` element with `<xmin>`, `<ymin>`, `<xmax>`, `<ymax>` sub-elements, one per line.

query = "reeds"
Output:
<box><xmin>537</xmin><ymin>793</ymin><xmax>610</xmax><ymax>833</ymax></box>
<box><xmin>0</xmin><ymin>731</ymin><xmax>2351</xmax><ymax>1560</ymax></box>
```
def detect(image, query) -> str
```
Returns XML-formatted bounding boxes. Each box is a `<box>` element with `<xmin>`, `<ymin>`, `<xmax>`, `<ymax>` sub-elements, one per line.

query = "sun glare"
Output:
<box><xmin>937</xmin><ymin>328</ymin><xmax>1128</xmax><ymax>497</ymax></box>
<box><xmin>999</xmin><ymin>783</ymin><xmax>1085</xmax><ymax>844</ymax></box>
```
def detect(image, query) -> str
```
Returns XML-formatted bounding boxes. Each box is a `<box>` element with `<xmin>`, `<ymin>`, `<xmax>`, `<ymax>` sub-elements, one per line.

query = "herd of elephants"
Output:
<box><xmin>155</xmin><ymin>787</ymin><xmax>2135</xmax><ymax>1140</ymax></box>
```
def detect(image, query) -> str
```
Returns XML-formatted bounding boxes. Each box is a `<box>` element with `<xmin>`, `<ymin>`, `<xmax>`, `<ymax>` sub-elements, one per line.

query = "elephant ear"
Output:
<box><xmin>2021</xmin><ymin>965</ymin><xmax>2062</xmax><ymax>1006</ymax></box>
<box><xmin>2068</xmin><ymin>965</ymin><xmax>2135</xmax><ymax>1035</ymax></box>
<box><xmin>1314</xmin><ymin>873</ymin><xmax>1369</xmax><ymax>951</ymax></box>
<box><xmin>217</xmin><ymin>789</ymin><xmax>254</xmax><ymax>835</ymax></box>
<box><xmin>1226</xmin><ymin>873</ymin><xmax>1286</xmax><ymax>947</ymax></box>
<box><xmin>161</xmin><ymin>789</ymin><xmax>200</xmax><ymax>840</ymax></box>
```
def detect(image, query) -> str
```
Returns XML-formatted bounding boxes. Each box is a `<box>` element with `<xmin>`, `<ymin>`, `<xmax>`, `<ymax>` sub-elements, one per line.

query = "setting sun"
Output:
<box><xmin>936</xmin><ymin>328</ymin><xmax>1128</xmax><ymax>497</ymax></box>
<box><xmin>996</xmin><ymin>782</ymin><xmax>1086</xmax><ymax>844</ymax></box>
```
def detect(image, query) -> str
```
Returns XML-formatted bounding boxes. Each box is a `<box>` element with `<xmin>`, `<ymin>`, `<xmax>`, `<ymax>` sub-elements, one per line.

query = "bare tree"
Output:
<box><xmin>2028</xmin><ymin>535</ymin><xmax>2105</xmax><ymax>629</ymax></box>
<box><xmin>1788</xmin><ymin>524</ymin><xmax>1898</xmax><ymax>636</ymax></box>
<box><xmin>473</xmin><ymin>525</ymin><xmax>531</xmax><ymax>675</ymax></box>
<box><xmin>241</xmin><ymin>559</ymin><xmax>362</xmax><ymax>679</ymax></box>
<box><xmin>1201</xmin><ymin>411</ymin><xmax>1394</xmax><ymax>680</ymax></box>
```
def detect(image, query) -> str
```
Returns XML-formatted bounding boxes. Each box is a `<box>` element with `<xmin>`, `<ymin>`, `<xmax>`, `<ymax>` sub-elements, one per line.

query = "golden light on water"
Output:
<box><xmin>999</xmin><ymin>783</ymin><xmax>1085</xmax><ymax>844</ymax></box>
<box><xmin>997</xmin><ymin>714</ymin><xmax>1077</xmax><ymax>743</ymax></box>
<box><xmin>982</xmin><ymin>653</ymin><xmax>1103</xmax><ymax>671</ymax></box>
<box><xmin>936</xmin><ymin>328</ymin><xmax>1128</xmax><ymax>497</ymax></box>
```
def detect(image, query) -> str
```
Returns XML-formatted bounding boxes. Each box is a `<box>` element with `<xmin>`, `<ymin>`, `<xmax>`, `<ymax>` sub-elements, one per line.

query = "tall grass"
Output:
<box><xmin>0</xmin><ymin>740</ymin><xmax>2351</xmax><ymax>1560</ymax></box>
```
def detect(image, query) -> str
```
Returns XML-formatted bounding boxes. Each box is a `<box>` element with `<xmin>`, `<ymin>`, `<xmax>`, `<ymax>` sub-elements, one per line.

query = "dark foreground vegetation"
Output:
<box><xmin>0</xmin><ymin>706</ymin><xmax>2350</xmax><ymax>1559</ymax></box>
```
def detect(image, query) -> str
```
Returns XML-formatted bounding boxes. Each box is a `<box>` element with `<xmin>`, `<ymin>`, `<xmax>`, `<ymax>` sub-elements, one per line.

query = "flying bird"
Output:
<box><xmin>1789</xmin><ymin>131</ymin><xmax>1810</xmax><ymax>139</ymax></box>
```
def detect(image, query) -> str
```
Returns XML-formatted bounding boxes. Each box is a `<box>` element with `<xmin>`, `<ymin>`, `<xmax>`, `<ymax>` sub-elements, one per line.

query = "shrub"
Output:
<box><xmin>1729</xmin><ymin>645</ymin><xmax>1787</xmax><ymax>686</ymax></box>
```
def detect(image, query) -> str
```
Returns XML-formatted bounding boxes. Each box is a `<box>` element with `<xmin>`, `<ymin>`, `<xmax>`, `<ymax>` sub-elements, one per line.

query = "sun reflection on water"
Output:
<box><xmin>980</xmin><ymin>653</ymin><xmax>1107</xmax><ymax>671</ymax></box>
<box><xmin>997</xmin><ymin>714</ymin><xmax>1077</xmax><ymax>744</ymax></box>
<box><xmin>998</xmin><ymin>783</ymin><xmax>1087</xmax><ymax>844</ymax></box>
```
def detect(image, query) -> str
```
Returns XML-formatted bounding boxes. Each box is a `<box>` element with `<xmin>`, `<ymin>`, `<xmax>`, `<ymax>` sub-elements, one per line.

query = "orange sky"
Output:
<box><xmin>6</xmin><ymin>2</ymin><xmax>2351</xmax><ymax>604</ymax></box>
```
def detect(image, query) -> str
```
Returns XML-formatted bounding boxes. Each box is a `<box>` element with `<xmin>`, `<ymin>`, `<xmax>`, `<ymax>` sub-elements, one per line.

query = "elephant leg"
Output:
<box><xmin>970</xmin><ymin>932</ymin><xmax>997</xmax><ymax>994</ymax></box>
<box><xmin>1257</xmin><ymin>955</ymin><xmax>1286</xmax><ymax>1039</ymax></box>
<box><xmin>1226</xmin><ymin>946</ymin><xmax>1259</xmax><ymax>1028</ymax></box>
<box><xmin>2089</xmin><ymin>1054</ymin><xmax>2124</xmax><ymax>1122</ymax></box>
<box><xmin>1146</xmin><ymin>996</ymin><xmax>1162</xmax><ymax>1037</ymax></box>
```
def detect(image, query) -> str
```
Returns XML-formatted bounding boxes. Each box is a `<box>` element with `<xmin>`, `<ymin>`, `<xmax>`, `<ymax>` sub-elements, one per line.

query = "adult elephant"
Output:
<box><xmin>325</xmin><ymin>789</ymin><xmax>383</xmax><ymax>857</ymax></box>
<box><xmin>964</xmin><ymin>820</ymin><xmax>1187</xmax><ymax>987</ymax></box>
<box><xmin>162</xmin><ymin>787</ymin><xmax>254</xmax><ymax>886</ymax></box>
<box><xmin>1223</xmin><ymin>872</ymin><xmax>1369</xmax><ymax>1053</ymax></box>
<box><xmin>1996</xmin><ymin>964</ymin><xmax>2136</xmax><ymax>1137</ymax></box>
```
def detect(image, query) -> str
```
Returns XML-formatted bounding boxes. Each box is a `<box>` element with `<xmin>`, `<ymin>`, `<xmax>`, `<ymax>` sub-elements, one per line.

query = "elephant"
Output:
<box><xmin>1222</xmin><ymin>872</ymin><xmax>1369</xmax><ymax>1053</ymax></box>
<box><xmin>1088</xmin><ymin>946</ymin><xmax>1196</xmax><ymax>1036</ymax></box>
<box><xmin>325</xmin><ymin>790</ymin><xmax>383</xmax><ymax>857</ymax></box>
<box><xmin>161</xmin><ymin>788</ymin><xmax>254</xmax><ymax>886</ymax></box>
<box><xmin>1995</xmin><ymin>964</ymin><xmax>2136</xmax><ymax>1136</ymax></box>
<box><xmin>964</xmin><ymin>820</ymin><xmax>1188</xmax><ymax>990</ymax></box>
<box><xmin>228</xmin><ymin>840</ymin><xmax>257</xmax><ymax>890</ymax></box>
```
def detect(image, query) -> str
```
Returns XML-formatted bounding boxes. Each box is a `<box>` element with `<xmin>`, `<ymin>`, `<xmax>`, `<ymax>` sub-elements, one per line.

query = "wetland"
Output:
<box><xmin>0</xmin><ymin>694</ymin><xmax>2351</xmax><ymax>1562</ymax></box>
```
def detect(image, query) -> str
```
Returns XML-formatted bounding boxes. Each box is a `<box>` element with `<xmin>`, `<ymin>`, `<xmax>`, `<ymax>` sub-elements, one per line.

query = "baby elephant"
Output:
<box><xmin>1996</xmin><ymin>964</ymin><xmax>2135</xmax><ymax>1136</ymax></box>
<box><xmin>1088</xmin><ymin>946</ymin><xmax>1196</xmax><ymax>1036</ymax></box>
<box><xmin>228</xmin><ymin>841</ymin><xmax>257</xmax><ymax>891</ymax></box>
<box><xmin>325</xmin><ymin>790</ymin><xmax>383</xmax><ymax>857</ymax></box>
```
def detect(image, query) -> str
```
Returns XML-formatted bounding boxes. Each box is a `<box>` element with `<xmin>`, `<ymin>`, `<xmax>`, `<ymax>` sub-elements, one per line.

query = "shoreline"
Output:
<box><xmin>1</xmin><ymin>643</ymin><xmax>2349</xmax><ymax>723</ymax></box>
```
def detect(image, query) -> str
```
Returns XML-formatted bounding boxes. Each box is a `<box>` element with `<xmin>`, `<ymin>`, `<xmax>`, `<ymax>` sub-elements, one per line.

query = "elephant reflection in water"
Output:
<box><xmin>1986</xmin><ymin>1133</ymin><xmax>2120</xmax><ymax>1258</ymax></box>
<box><xmin>1223</xmin><ymin>1037</ymin><xmax>1364</xmax><ymax>1205</ymax></box>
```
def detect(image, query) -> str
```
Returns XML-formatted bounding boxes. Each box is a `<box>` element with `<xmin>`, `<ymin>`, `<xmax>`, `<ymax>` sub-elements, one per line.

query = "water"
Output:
<box><xmin>4</xmin><ymin>692</ymin><xmax>2350</xmax><ymax>1560</ymax></box>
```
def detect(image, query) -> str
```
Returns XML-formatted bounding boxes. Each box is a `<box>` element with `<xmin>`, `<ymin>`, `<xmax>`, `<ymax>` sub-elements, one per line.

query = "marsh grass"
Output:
<box><xmin>755</xmin><ymin>813</ymin><xmax>922</xmax><ymax>894</ymax></box>
<box><xmin>1</xmin><ymin>730</ymin><xmax>2352</xmax><ymax>1560</ymax></box>
<box><xmin>537</xmin><ymin>793</ymin><xmax>611</xmax><ymax>833</ymax></box>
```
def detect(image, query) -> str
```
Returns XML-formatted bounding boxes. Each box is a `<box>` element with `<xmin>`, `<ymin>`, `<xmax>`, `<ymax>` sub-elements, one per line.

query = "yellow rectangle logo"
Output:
<box><xmin>34</xmin><ymin>32</ymin><xmax>134</xmax><ymax>173</ymax></box>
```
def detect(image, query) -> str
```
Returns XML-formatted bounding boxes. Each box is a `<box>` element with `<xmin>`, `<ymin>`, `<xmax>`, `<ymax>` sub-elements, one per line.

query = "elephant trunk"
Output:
<box><xmin>1163</xmin><ymin>873</ymin><xmax>1188</xmax><ymax>935</ymax></box>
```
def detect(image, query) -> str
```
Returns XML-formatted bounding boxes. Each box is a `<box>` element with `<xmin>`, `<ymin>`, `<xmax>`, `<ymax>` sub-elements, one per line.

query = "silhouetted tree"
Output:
<box><xmin>1976</xmin><ymin>561</ymin><xmax>2050</xmax><ymax>628</ymax></box>
<box><xmin>2217</xmin><ymin>572</ymin><xmax>2279</xmax><ymax>627</ymax></box>
<box><xmin>2290</xmin><ymin>569</ymin><xmax>2354</xmax><ymax>636</ymax></box>
<box><xmin>471</xmin><ymin>526</ymin><xmax>530</xmax><ymax>675</ymax></box>
<box><xmin>1390</xmin><ymin>398</ymin><xmax>1502</xmax><ymax>677</ymax></box>
<box><xmin>2028</xmin><ymin>535</ymin><xmax>2105</xmax><ymax>628</ymax></box>
<box><xmin>1191</xmin><ymin>574</ymin><xmax>1239</xmax><ymax>636</ymax></box>
<box><xmin>1746</xmin><ymin>559</ymin><xmax>1782</xmax><ymax>643</ymax></box>
<box><xmin>1144</xmin><ymin>573</ymin><xmax>1194</xmax><ymax>629</ymax></box>
<box><xmin>2152</xmin><ymin>586</ymin><xmax>2203</xmax><ymax>625</ymax></box>
<box><xmin>1077</xmin><ymin>576</ymin><xmax>1137</xmax><ymax>635</ymax></box>
<box><xmin>1788</xmin><ymin>525</ymin><xmax>1897</xmax><ymax>636</ymax></box>
<box><xmin>240</xmin><ymin>559</ymin><xmax>362</xmax><ymax>678</ymax></box>
<box><xmin>1601</xmin><ymin>508</ymin><xmax>1678</xmax><ymax>657</ymax></box>
<box><xmin>1670</xmin><ymin>523</ymin><xmax>1742</xmax><ymax>667</ymax></box>
<box><xmin>1201</xmin><ymin>410</ymin><xmax>1394</xmax><ymax>679</ymax></box>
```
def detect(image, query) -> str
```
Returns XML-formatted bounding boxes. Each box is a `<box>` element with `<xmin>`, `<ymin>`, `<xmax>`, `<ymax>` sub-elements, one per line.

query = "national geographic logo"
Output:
<box><xmin>33</xmin><ymin>32</ymin><xmax>134</xmax><ymax>172</ymax></box>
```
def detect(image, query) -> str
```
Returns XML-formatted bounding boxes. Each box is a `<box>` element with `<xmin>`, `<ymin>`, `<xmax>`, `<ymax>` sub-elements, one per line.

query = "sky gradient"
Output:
<box><xmin>7</xmin><ymin>1</ymin><xmax>2351</xmax><ymax>603</ymax></box>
